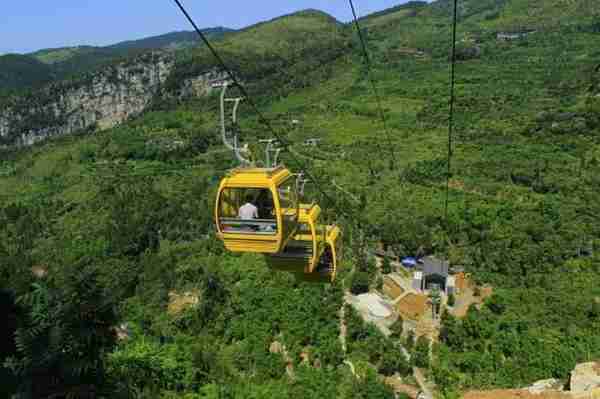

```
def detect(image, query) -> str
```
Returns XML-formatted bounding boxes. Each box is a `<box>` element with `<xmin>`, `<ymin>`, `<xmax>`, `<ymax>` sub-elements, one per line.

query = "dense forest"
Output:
<box><xmin>1</xmin><ymin>0</ymin><xmax>600</xmax><ymax>398</ymax></box>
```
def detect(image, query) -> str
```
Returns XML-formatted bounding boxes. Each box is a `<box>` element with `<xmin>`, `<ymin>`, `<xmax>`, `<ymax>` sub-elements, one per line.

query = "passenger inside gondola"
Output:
<box><xmin>219</xmin><ymin>188</ymin><xmax>277</xmax><ymax>234</ymax></box>
<box><xmin>256</xmin><ymin>190</ymin><xmax>274</xmax><ymax>219</ymax></box>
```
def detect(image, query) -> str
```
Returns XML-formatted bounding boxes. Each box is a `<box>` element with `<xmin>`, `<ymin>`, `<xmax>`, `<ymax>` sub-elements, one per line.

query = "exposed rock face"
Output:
<box><xmin>528</xmin><ymin>379</ymin><xmax>564</xmax><ymax>394</ymax></box>
<box><xmin>269</xmin><ymin>341</ymin><xmax>284</xmax><ymax>354</ymax></box>
<box><xmin>167</xmin><ymin>290</ymin><xmax>200</xmax><ymax>316</ymax></box>
<box><xmin>570</xmin><ymin>362</ymin><xmax>600</xmax><ymax>394</ymax></box>
<box><xmin>463</xmin><ymin>361</ymin><xmax>600</xmax><ymax>399</ymax></box>
<box><xmin>0</xmin><ymin>52</ymin><xmax>225</xmax><ymax>147</ymax></box>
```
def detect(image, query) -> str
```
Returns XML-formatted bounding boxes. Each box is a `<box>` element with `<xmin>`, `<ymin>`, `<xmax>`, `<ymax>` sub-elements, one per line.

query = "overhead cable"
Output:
<box><xmin>348</xmin><ymin>0</ymin><xmax>398</xmax><ymax>171</ymax></box>
<box><xmin>444</xmin><ymin>0</ymin><xmax>459</xmax><ymax>220</ymax></box>
<box><xmin>170</xmin><ymin>0</ymin><xmax>356</xmax><ymax>219</ymax></box>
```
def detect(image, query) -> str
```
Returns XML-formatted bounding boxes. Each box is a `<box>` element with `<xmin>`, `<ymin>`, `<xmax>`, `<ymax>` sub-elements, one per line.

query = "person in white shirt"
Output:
<box><xmin>238</xmin><ymin>195</ymin><xmax>259</xmax><ymax>220</ymax></box>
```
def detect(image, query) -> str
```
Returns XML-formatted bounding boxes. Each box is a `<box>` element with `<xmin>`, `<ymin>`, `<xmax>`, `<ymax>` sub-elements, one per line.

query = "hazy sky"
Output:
<box><xmin>0</xmin><ymin>0</ymin><xmax>418</xmax><ymax>54</ymax></box>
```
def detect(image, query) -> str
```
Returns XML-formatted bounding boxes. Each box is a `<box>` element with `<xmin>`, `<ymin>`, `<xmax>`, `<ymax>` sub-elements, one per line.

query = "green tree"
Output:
<box><xmin>429</xmin><ymin>286</ymin><xmax>441</xmax><ymax>318</ymax></box>
<box><xmin>447</xmin><ymin>293</ymin><xmax>456</xmax><ymax>307</ymax></box>
<box><xmin>6</xmin><ymin>265</ymin><xmax>118</xmax><ymax>398</ymax></box>
<box><xmin>390</xmin><ymin>316</ymin><xmax>404</xmax><ymax>338</ymax></box>
<box><xmin>405</xmin><ymin>330</ymin><xmax>415</xmax><ymax>350</ymax></box>
<box><xmin>105</xmin><ymin>180</ymin><xmax>163</xmax><ymax>258</ymax></box>
<box><xmin>413</xmin><ymin>336</ymin><xmax>430</xmax><ymax>368</ymax></box>
<box><xmin>349</xmin><ymin>368</ymin><xmax>396</xmax><ymax>398</ymax></box>
<box><xmin>381</xmin><ymin>255</ymin><xmax>392</xmax><ymax>274</ymax></box>
<box><xmin>379</xmin><ymin>347</ymin><xmax>411</xmax><ymax>376</ymax></box>
<box><xmin>351</xmin><ymin>272</ymin><xmax>370</xmax><ymax>295</ymax></box>
<box><xmin>0</xmin><ymin>290</ymin><xmax>19</xmax><ymax>398</ymax></box>
<box><xmin>439</xmin><ymin>310</ymin><xmax>462</xmax><ymax>350</ymax></box>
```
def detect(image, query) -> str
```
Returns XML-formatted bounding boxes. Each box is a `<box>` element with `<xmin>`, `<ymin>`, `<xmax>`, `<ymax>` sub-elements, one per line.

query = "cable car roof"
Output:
<box><xmin>222</xmin><ymin>166</ymin><xmax>292</xmax><ymax>188</ymax></box>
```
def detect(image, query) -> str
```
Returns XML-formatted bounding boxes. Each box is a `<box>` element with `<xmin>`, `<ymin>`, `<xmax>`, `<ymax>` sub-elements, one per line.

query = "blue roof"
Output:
<box><xmin>401</xmin><ymin>257</ymin><xmax>417</xmax><ymax>267</ymax></box>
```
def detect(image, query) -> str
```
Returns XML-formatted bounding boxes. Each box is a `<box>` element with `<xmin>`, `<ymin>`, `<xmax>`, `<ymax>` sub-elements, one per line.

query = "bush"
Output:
<box><xmin>379</xmin><ymin>348</ymin><xmax>411</xmax><ymax>376</ymax></box>
<box><xmin>351</xmin><ymin>272</ymin><xmax>370</xmax><ymax>295</ymax></box>
<box><xmin>405</xmin><ymin>330</ymin><xmax>415</xmax><ymax>350</ymax></box>
<box><xmin>108</xmin><ymin>336</ymin><xmax>202</xmax><ymax>392</ymax></box>
<box><xmin>390</xmin><ymin>317</ymin><xmax>404</xmax><ymax>338</ymax></box>
<box><xmin>448</xmin><ymin>294</ymin><xmax>456</xmax><ymax>307</ymax></box>
<box><xmin>381</xmin><ymin>255</ymin><xmax>392</xmax><ymax>274</ymax></box>
<box><xmin>413</xmin><ymin>336</ymin><xmax>430</xmax><ymax>368</ymax></box>
<box><xmin>376</xmin><ymin>275</ymin><xmax>383</xmax><ymax>290</ymax></box>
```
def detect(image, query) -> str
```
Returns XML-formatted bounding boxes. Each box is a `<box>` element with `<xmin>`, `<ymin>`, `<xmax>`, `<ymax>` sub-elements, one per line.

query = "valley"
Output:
<box><xmin>1</xmin><ymin>1</ymin><xmax>599</xmax><ymax>398</ymax></box>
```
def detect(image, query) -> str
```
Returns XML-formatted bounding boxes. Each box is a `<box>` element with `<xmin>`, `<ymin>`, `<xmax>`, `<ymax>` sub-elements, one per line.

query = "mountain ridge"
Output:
<box><xmin>0</xmin><ymin>27</ymin><xmax>234</xmax><ymax>93</ymax></box>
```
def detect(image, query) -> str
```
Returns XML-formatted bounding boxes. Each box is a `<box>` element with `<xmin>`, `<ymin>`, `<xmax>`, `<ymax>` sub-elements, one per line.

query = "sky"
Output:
<box><xmin>0</xmin><ymin>0</ymin><xmax>417</xmax><ymax>55</ymax></box>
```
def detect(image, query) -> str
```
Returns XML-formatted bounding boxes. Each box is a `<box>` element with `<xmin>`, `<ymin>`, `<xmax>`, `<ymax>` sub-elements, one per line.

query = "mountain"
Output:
<box><xmin>108</xmin><ymin>28</ymin><xmax>232</xmax><ymax>51</ymax></box>
<box><xmin>0</xmin><ymin>28</ymin><xmax>234</xmax><ymax>93</ymax></box>
<box><xmin>1</xmin><ymin>3</ymin><xmax>600</xmax><ymax>398</ymax></box>
<box><xmin>29</xmin><ymin>27</ymin><xmax>233</xmax><ymax>64</ymax></box>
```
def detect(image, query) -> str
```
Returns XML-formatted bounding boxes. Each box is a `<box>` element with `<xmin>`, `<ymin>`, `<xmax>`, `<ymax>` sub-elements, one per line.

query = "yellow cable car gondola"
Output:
<box><xmin>215</xmin><ymin>166</ymin><xmax>300</xmax><ymax>254</ymax></box>
<box><xmin>265</xmin><ymin>204</ymin><xmax>341</xmax><ymax>282</ymax></box>
<box><xmin>212</xmin><ymin>81</ymin><xmax>341</xmax><ymax>282</ymax></box>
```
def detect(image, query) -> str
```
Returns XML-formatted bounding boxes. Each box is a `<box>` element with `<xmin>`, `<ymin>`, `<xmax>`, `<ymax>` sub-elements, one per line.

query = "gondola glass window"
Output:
<box><xmin>218</xmin><ymin>188</ymin><xmax>277</xmax><ymax>234</ymax></box>
<box><xmin>277</xmin><ymin>176</ymin><xmax>299</xmax><ymax>216</ymax></box>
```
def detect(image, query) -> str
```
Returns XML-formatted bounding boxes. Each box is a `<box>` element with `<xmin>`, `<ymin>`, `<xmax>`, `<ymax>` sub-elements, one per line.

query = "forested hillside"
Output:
<box><xmin>0</xmin><ymin>54</ymin><xmax>54</xmax><ymax>92</ymax></box>
<box><xmin>1</xmin><ymin>1</ymin><xmax>599</xmax><ymax>398</ymax></box>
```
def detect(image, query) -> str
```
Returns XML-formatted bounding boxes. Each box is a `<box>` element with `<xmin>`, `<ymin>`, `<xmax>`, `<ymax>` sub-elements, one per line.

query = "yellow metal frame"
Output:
<box><xmin>215</xmin><ymin>167</ymin><xmax>298</xmax><ymax>254</ymax></box>
<box><xmin>266</xmin><ymin>203</ymin><xmax>341</xmax><ymax>283</ymax></box>
<box><xmin>290</xmin><ymin>225</ymin><xmax>341</xmax><ymax>283</ymax></box>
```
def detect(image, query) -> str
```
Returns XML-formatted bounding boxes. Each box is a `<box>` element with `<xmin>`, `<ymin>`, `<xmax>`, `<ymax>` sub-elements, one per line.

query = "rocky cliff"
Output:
<box><xmin>463</xmin><ymin>361</ymin><xmax>600</xmax><ymax>399</ymax></box>
<box><xmin>0</xmin><ymin>52</ymin><xmax>224</xmax><ymax>147</ymax></box>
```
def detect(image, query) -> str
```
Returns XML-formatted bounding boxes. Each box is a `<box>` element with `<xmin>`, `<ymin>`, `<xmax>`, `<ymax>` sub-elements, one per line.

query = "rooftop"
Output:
<box><xmin>421</xmin><ymin>256</ymin><xmax>449</xmax><ymax>277</ymax></box>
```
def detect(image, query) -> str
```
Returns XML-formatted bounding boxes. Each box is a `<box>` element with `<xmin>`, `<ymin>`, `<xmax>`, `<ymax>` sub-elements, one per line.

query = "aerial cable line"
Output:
<box><xmin>444</xmin><ymin>0</ymin><xmax>459</xmax><ymax>221</ymax></box>
<box><xmin>170</xmin><ymin>0</ymin><xmax>357</xmax><ymax>221</ymax></box>
<box><xmin>348</xmin><ymin>0</ymin><xmax>398</xmax><ymax>171</ymax></box>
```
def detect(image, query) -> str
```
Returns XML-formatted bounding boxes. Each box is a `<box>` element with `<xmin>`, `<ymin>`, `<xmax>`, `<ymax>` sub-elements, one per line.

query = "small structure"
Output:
<box><xmin>210</xmin><ymin>79</ymin><xmax>230</xmax><ymax>88</ymax></box>
<box><xmin>411</xmin><ymin>256</ymin><xmax>461</xmax><ymax>295</ymax></box>
<box><xmin>412</xmin><ymin>271</ymin><xmax>423</xmax><ymax>291</ymax></box>
<box><xmin>417</xmin><ymin>256</ymin><xmax>450</xmax><ymax>291</ymax></box>
<box><xmin>401</xmin><ymin>256</ymin><xmax>418</xmax><ymax>268</ymax></box>
<box><xmin>496</xmin><ymin>30</ymin><xmax>536</xmax><ymax>41</ymax></box>
<box><xmin>446</xmin><ymin>275</ymin><xmax>456</xmax><ymax>296</ymax></box>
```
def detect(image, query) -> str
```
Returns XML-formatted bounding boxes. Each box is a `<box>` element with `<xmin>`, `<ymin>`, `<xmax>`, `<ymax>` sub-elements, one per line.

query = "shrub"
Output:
<box><xmin>448</xmin><ymin>293</ymin><xmax>456</xmax><ymax>307</ymax></box>
<box><xmin>381</xmin><ymin>255</ymin><xmax>392</xmax><ymax>274</ymax></box>
<box><xmin>413</xmin><ymin>336</ymin><xmax>430</xmax><ymax>368</ymax></box>
<box><xmin>405</xmin><ymin>330</ymin><xmax>415</xmax><ymax>350</ymax></box>
<box><xmin>390</xmin><ymin>317</ymin><xmax>404</xmax><ymax>338</ymax></box>
<box><xmin>351</xmin><ymin>272</ymin><xmax>370</xmax><ymax>295</ymax></box>
<box><xmin>379</xmin><ymin>348</ymin><xmax>411</xmax><ymax>376</ymax></box>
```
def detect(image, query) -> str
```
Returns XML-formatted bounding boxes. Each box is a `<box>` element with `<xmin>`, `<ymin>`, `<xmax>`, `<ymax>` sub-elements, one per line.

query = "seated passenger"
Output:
<box><xmin>238</xmin><ymin>195</ymin><xmax>259</xmax><ymax>220</ymax></box>
<box><xmin>256</xmin><ymin>190</ymin><xmax>274</xmax><ymax>219</ymax></box>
